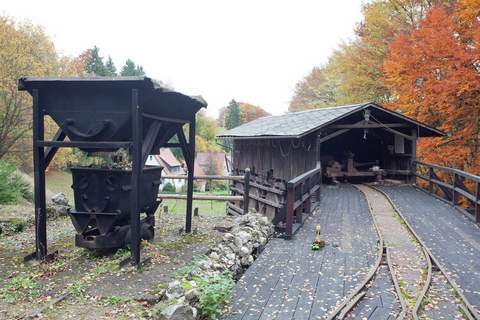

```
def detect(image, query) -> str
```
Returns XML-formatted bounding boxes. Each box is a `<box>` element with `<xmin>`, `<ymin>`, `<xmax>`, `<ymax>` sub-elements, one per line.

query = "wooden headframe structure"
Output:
<box><xmin>19</xmin><ymin>77</ymin><xmax>206</xmax><ymax>265</ymax></box>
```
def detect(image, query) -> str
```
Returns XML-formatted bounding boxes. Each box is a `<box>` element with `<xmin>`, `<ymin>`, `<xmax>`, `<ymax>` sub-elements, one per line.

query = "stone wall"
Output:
<box><xmin>154</xmin><ymin>212</ymin><xmax>274</xmax><ymax>320</ymax></box>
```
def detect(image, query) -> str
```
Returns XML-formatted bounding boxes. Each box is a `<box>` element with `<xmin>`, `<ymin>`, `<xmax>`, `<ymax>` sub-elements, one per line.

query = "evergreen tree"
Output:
<box><xmin>105</xmin><ymin>56</ymin><xmax>117</xmax><ymax>76</ymax></box>
<box><xmin>225</xmin><ymin>99</ymin><xmax>242</xmax><ymax>130</ymax></box>
<box><xmin>120</xmin><ymin>59</ymin><xmax>145</xmax><ymax>76</ymax></box>
<box><xmin>85</xmin><ymin>46</ymin><xmax>108</xmax><ymax>76</ymax></box>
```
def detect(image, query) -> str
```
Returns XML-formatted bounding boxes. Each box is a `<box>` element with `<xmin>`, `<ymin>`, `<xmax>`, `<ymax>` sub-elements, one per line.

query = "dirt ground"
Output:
<box><xmin>0</xmin><ymin>206</ymin><xmax>233</xmax><ymax>319</ymax></box>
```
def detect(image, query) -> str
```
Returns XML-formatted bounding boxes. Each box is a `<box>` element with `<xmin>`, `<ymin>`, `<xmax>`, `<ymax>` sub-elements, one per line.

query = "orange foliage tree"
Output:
<box><xmin>384</xmin><ymin>5</ymin><xmax>480</xmax><ymax>174</ymax></box>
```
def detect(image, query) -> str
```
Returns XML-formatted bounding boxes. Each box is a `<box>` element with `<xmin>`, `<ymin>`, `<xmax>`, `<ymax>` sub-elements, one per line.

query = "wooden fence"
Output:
<box><xmin>228</xmin><ymin>170</ymin><xmax>285</xmax><ymax>219</ymax></box>
<box><xmin>159</xmin><ymin>165</ymin><xmax>323</xmax><ymax>237</ymax></box>
<box><xmin>158</xmin><ymin>169</ymin><xmax>251</xmax><ymax>214</ymax></box>
<box><xmin>413</xmin><ymin>160</ymin><xmax>480</xmax><ymax>223</ymax></box>
<box><xmin>285</xmin><ymin>165</ymin><xmax>322</xmax><ymax>238</ymax></box>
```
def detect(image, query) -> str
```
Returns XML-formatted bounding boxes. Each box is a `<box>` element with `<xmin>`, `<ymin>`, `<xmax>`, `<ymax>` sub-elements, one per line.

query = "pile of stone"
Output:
<box><xmin>154</xmin><ymin>212</ymin><xmax>274</xmax><ymax>320</ymax></box>
<box><xmin>46</xmin><ymin>192</ymin><xmax>70</xmax><ymax>218</ymax></box>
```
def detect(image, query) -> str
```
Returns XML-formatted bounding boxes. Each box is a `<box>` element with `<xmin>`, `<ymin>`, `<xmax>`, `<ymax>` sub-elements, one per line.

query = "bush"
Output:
<box><xmin>0</xmin><ymin>160</ymin><xmax>21</xmax><ymax>204</ymax></box>
<box><xmin>197</xmin><ymin>273</ymin><xmax>235</xmax><ymax>319</ymax></box>
<box><xmin>162</xmin><ymin>181</ymin><xmax>176</xmax><ymax>193</ymax></box>
<box><xmin>0</xmin><ymin>160</ymin><xmax>34</xmax><ymax>204</ymax></box>
<box><xmin>174</xmin><ymin>259</ymin><xmax>235</xmax><ymax>319</ymax></box>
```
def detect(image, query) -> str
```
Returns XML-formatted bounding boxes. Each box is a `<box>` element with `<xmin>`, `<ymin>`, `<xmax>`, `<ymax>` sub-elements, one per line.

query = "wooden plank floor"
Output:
<box><xmin>378</xmin><ymin>185</ymin><xmax>480</xmax><ymax>314</ymax></box>
<box><xmin>224</xmin><ymin>184</ymin><xmax>378</xmax><ymax>320</ymax></box>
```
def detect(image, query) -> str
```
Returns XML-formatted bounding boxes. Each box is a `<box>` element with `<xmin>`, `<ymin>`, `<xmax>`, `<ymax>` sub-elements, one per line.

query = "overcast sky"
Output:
<box><xmin>2</xmin><ymin>0</ymin><xmax>364</xmax><ymax>117</ymax></box>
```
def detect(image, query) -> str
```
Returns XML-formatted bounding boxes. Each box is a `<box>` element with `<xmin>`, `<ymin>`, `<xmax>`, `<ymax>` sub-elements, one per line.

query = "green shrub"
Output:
<box><xmin>0</xmin><ymin>160</ymin><xmax>22</xmax><ymax>204</ymax></box>
<box><xmin>197</xmin><ymin>273</ymin><xmax>235</xmax><ymax>319</ymax></box>
<box><xmin>174</xmin><ymin>258</ymin><xmax>235</xmax><ymax>319</ymax></box>
<box><xmin>162</xmin><ymin>181</ymin><xmax>176</xmax><ymax>193</ymax></box>
<box><xmin>14</xmin><ymin>176</ymin><xmax>33</xmax><ymax>202</ymax></box>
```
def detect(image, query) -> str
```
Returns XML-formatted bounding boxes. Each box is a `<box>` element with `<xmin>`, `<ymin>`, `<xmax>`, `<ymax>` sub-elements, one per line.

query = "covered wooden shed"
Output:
<box><xmin>217</xmin><ymin>102</ymin><xmax>444</xmax><ymax>228</ymax></box>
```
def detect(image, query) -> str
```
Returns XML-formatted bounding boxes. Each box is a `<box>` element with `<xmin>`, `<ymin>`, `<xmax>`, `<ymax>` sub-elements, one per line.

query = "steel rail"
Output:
<box><xmin>325</xmin><ymin>184</ymin><xmax>407</xmax><ymax>320</ymax></box>
<box><xmin>368</xmin><ymin>184</ymin><xmax>479</xmax><ymax>320</ymax></box>
<box><xmin>413</xmin><ymin>246</ymin><xmax>432</xmax><ymax>320</ymax></box>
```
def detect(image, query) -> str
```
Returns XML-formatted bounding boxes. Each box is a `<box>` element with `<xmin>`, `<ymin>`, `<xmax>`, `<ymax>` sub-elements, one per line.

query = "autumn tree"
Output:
<box><xmin>289</xmin><ymin>66</ymin><xmax>338</xmax><ymax>111</ymax></box>
<box><xmin>238</xmin><ymin>102</ymin><xmax>270</xmax><ymax>122</ymax></box>
<box><xmin>219</xmin><ymin>101</ymin><xmax>269</xmax><ymax>127</ymax></box>
<box><xmin>289</xmin><ymin>0</ymin><xmax>447</xmax><ymax>112</ymax></box>
<box><xmin>57</xmin><ymin>50</ymin><xmax>90</xmax><ymax>77</ymax></box>
<box><xmin>120</xmin><ymin>59</ymin><xmax>145</xmax><ymax>76</ymax></box>
<box><xmin>384</xmin><ymin>6</ymin><xmax>480</xmax><ymax>173</ymax></box>
<box><xmin>0</xmin><ymin>16</ymin><xmax>57</xmax><ymax>165</ymax></box>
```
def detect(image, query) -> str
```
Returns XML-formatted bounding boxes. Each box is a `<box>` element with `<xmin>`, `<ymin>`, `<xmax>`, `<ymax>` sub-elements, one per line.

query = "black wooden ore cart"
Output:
<box><xmin>18</xmin><ymin>77</ymin><xmax>206</xmax><ymax>265</ymax></box>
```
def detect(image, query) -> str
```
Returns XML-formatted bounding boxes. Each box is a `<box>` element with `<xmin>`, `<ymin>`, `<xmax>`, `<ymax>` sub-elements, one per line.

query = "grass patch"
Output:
<box><xmin>46</xmin><ymin>170</ymin><xmax>74</xmax><ymax>203</ymax></box>
<box><xmin>161</xmin><ymin>190</ymin><xmax>229</xmax><ymax>217</ymax></box>
<box><xmin>0</xmin><ymin>275</ymin><xmax>41</xmax><ymax>303</ymax></box>
<box><xmin>156</xmin><ymin>233</ymin><xmax>215</xmax><ymax>251</ymax></box>
<box><xmin>101</xmin><ymin>295</ymin><xmax>129</xmax><ymax>306</ymax></box>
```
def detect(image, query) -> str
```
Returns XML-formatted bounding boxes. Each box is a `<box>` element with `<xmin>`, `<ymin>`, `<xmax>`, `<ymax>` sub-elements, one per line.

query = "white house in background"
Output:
<box><xmin>146</xmin><ymin>148</ymin><xmax>186</xmax><ymax>192</ymax></box>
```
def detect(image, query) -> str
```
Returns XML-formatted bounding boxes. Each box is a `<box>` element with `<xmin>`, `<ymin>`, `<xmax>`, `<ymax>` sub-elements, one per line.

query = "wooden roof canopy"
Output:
<box><xmin>218</xmin><ymin>102</ymin><xmax>444</xmax><ymax>139</ymax></box>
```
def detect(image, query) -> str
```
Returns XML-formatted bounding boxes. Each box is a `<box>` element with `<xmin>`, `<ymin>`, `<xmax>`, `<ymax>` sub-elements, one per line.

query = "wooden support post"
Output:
<box><xmin>32</xmin><ymin>89</ymin><xmax>47</xmax><ymax>260</ymax></box>
<box><xmin>194</xmin><ymin>207</ymin><xmax>199</xmax><ymax>217</ymax></box>
<box><xmin>285</xmin><ymin>184</ymin><xmax>294</xmax><ymax>238</ymax></box>
<box><xmin>185</xmin><ymin>115</ymin><xmax>196</xmax><ymax>233</ymax></box>
<box><xmin>476</xmin><ymin>181</ymin><xmax>480</xmax><ymax>223</ymax></box>
<box><xmin>428</xmin><ymin>167</ymin><xmax>434</xmax><ymax>194</ymax></box>
<box><xmin>411</xmin><ymin>128</ymin><xmax>417</xmax><ymax>184</ymax></box>
<box><xmin>130</xmin><ymin>88</ymin><xmax>142</xmax><ymax>265</ymax></box>
<box><xmin>452</xmin><ymin>172</ymin><xmax>458</xmax><ymax>206</ymax></box>
<box><xmin>243</xmin><ymin>168</ymin><xmax>250</xmax><ymax>214</ymax></box>
<box><xmin>316</xmin><ymin>134</ymin><xmax>322</xmax><ymax>204</ymax></box>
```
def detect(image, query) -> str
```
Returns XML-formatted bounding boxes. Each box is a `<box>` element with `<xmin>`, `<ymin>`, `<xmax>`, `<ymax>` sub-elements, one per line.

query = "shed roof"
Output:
<box><xmin>218</xmin><ymin>102</ymin><xmax>444</xmax><ymax>139</ymax></box>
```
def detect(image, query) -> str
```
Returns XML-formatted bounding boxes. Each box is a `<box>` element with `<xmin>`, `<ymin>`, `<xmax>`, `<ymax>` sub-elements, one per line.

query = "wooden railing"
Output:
<box><xmin>158</xmin><ymin>169</ymin><xmax>251</xmax><ymax>214</ymax></box>
<box><xmin>413</xmin><ymin>160</ymin><xmax>480</xmax><ymax>223</ymax></box>
<box><xmin>285</xmin><ymin>165</ymin><xmax>322</xmax><ymax>238</ymax></box>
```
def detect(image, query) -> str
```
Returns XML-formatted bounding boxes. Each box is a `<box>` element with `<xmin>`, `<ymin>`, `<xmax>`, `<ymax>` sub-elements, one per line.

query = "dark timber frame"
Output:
<box><xmin>21</xmin><ymin>77</ymin><xmax>205</xmax><ymax>265</ymax></box>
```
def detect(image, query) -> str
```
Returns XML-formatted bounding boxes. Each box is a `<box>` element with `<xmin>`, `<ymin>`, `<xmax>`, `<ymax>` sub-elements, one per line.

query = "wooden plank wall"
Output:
<box><xmin>232</xmin><ymin>134</ymin><xmax>317</xmax><ymax>182</ymax></box>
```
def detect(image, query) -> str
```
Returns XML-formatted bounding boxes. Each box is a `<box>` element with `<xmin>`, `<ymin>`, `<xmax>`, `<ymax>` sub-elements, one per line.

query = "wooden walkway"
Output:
<box><xmin>225</xmin><ymin>184</ymin><xmax>378</xmax><ymax>320</ymax></box>
<box><xmin>378</xmin><ymin>185</ymin><xmax>480</xmax><ymax>315</ymax></box>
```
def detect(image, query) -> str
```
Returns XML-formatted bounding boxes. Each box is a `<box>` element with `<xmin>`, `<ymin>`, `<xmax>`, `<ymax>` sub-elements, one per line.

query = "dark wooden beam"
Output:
<box><xmin>32</xmin><ymin>88</ymin><xmax>47</xmax><ymax>260</ymax></box>
<box><xmin>318</xmin><ymin>128</ymin><xmax>351</xmax><ymax>144</ymax></box>
<box><xmin>328</xmin><ymin>123</ymin><xmax>409</xmax><ymax>129</ymax></box>
<box><xmin>142</xmin><ymin>113</ymin><xmax>189</xmax><ymax>124</ymax></box>
<box><xmin>185</xmin><ymin>116</ymin><xmax>196</xmax><ymax>233</ymax></box>
<box><xmin>44</xmin><ymin>129</ymin><xmax>66</xmax><ymax>170</ymax></box>
<box><xmin>378</xmin><ymin>125</ymin><xmax>415</xmax><ymax>141</ymax></box>
<box><xmin>163</xmin><ymin>143</ymin><xmax>181</xmax><ymax>148</ymax></box>
<box><xmin>130</xmin><ymin>88</ymin><xmax>142</xmax><ymax>265</ymax></box>
<box><xmin>141</xmin><ymin>122</ymin><xmax>162</xmax><ymax>166</ymax></box>
<box><xmin>176</xmin><ymin>125</ymin><xmax>192</xmax><ymax>166</ymax></box>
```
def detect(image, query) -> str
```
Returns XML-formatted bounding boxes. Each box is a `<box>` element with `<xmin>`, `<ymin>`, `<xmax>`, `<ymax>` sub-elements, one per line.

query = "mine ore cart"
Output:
<box><xmin>19</xmin><ymin>77</ymin><xmax>206</xmax><ymax>265</ymax></box>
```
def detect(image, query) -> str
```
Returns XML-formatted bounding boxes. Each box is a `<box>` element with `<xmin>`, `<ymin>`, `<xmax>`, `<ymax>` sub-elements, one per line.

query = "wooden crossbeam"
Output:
<box><xmin>328</xmin><ymin>123</ymin><xmax>409</xmax><ymax>129</ymax></box>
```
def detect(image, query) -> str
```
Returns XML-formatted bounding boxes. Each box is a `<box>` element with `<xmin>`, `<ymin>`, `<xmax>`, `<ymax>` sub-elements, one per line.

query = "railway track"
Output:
<box><xmin>326</xmin><ymin>184</ymin><xmax>478</xmax><ymax>320</ymax></box>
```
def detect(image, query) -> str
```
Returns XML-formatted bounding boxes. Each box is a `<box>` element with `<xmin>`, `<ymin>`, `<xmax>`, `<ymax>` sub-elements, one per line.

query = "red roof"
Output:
<box><xmin>159</xmin><ymin>148</ymin><xmax>182</xmax><ymax>167</ymax></box>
